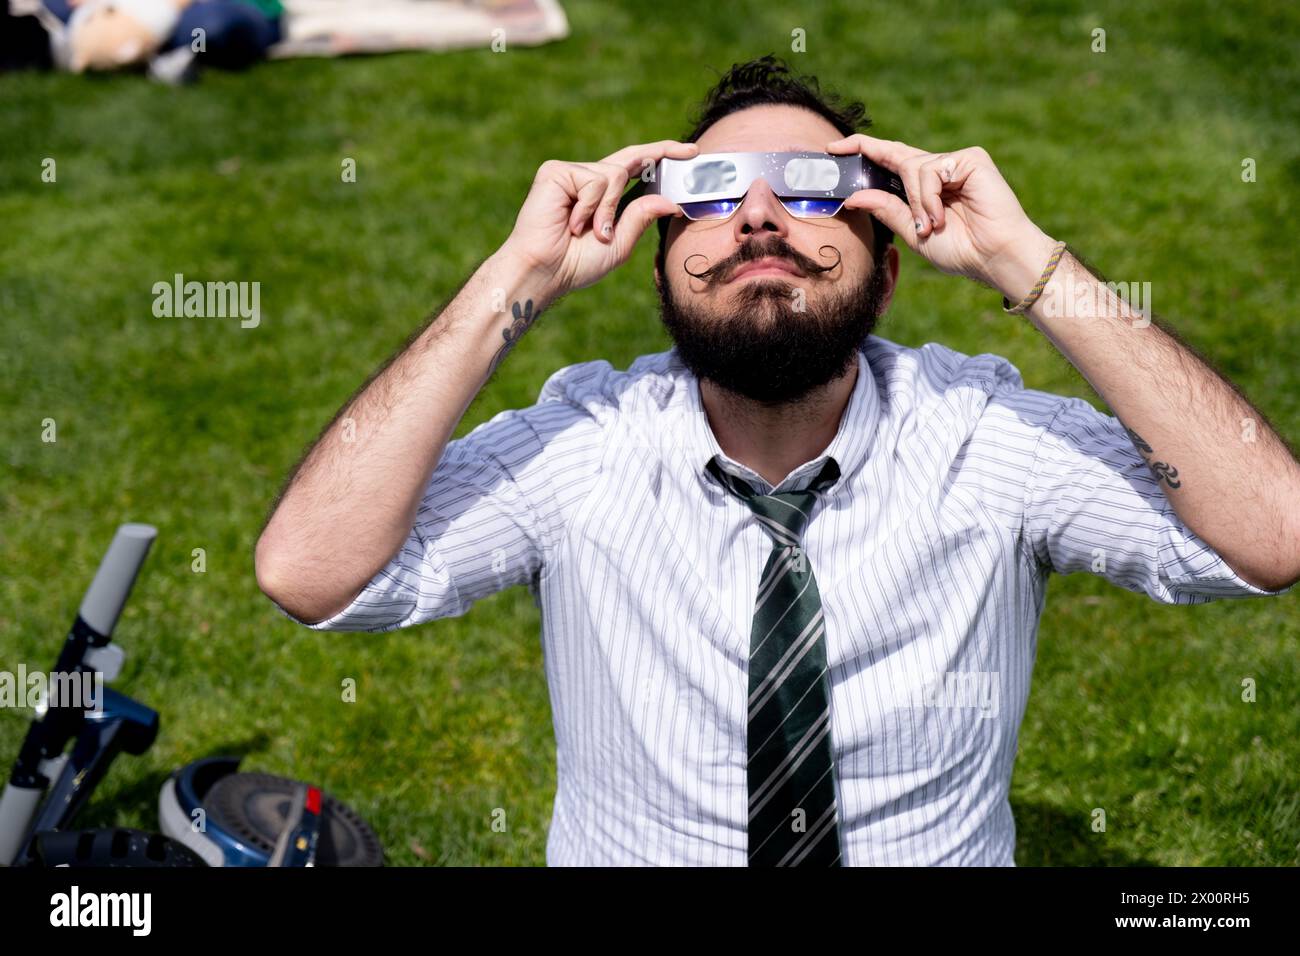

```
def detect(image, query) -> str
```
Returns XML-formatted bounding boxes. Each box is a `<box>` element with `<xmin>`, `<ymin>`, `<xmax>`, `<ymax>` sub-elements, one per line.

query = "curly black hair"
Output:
<box><xmin>655</xmin><ymin>54</ymin><xmax>893</xmax><ymax>269</ymax></box>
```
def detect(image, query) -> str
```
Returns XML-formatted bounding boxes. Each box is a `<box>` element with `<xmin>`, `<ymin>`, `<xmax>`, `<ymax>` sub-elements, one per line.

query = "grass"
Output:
<box><xmin>1</xmin><ymin>0</ymin><xmax>1297</xmax><ymax>866</ymax></box>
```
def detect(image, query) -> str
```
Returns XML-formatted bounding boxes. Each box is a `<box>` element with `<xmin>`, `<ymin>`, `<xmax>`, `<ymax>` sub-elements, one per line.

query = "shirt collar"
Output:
<box><xmin>675</xmin><ymin>346</ymin><xmax>881</xmax><ymax>496</ymax></box>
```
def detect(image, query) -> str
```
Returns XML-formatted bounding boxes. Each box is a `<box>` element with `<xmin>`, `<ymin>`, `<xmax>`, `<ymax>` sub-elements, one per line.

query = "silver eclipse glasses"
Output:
<box><xmin>616</xmin><ymin>150</ymin><xmax>907</xmax><ymax>222</ymax></box>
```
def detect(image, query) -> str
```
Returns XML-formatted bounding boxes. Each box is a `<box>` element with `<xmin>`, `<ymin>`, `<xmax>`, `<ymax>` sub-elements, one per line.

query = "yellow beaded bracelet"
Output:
<box><xmin>1002</xmin><ymin>240</ymin><xmax>1069</xmax><ymax>315</ymax></box>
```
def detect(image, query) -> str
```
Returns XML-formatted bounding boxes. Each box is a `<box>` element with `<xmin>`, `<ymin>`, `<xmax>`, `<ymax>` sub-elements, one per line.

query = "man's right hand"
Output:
<box><xmin>500</xmin><ymin>140</ymin><xmax>699</xmax><ymax>304</ymax></box>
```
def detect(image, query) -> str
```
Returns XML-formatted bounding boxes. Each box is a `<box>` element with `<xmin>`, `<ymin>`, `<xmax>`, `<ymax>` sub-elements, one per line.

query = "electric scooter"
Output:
<box><xmin>0</xmin><ymin>523</ymin><xmax>383</xmax><ymax>867</ymax></box>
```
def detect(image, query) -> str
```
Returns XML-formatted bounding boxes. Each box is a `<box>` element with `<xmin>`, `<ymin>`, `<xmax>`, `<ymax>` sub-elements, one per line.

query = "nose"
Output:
<box><xmin>731</xmin><ymin>178</ymin><xmax>789</xmax><ymax>242</ymax></box>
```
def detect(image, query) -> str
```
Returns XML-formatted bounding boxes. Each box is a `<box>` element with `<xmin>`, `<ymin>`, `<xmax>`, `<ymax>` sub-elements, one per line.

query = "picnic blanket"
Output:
<box><xmin>269</xmin><ymin>0</ymin><xmax>569</xmax><ymax>58</ymax></box>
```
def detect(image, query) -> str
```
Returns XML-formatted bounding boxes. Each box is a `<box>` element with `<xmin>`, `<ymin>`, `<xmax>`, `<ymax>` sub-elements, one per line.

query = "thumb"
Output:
<box><xmin>843</xmin><ymin>188</ymin><xmax>917</xmax><ymax>246</ymax></box>
<box><xmin>613</xmin><ymin>194</ymin><xmax>680</xmax><ymax>254</ymax></box>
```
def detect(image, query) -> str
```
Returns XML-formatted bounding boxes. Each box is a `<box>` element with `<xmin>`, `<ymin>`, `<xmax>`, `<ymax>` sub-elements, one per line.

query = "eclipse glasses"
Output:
<box><xmin>616</xmin><ymin>150</ymin><xmax>907</xmax><ymax>223</ymax></box>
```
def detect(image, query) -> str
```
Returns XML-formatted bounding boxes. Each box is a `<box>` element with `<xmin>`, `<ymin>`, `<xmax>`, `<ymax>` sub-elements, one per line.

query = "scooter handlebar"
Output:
<box><xmin>78</xmin><ymin>523</ymin><xmax>158</xmax><ymax>637</ymax></box>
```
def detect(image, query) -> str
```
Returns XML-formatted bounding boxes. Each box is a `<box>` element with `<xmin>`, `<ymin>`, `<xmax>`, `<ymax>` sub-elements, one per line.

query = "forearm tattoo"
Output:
<box><xmin>488</xmin><ymin>298</ymin><xmax>540</xmax><ymax>375</ymax></box>
<box><xmin>1123</xmin><ymin>425</ymin><xmax>1182</xmax><ymax>489</ymax></box>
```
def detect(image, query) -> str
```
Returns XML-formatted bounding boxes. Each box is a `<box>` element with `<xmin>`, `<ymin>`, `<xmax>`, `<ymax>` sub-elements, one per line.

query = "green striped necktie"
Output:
<box><xmin>706</xmin><ymin>454</ymin><xmax>844</xmax><ymax>867</ymax></box>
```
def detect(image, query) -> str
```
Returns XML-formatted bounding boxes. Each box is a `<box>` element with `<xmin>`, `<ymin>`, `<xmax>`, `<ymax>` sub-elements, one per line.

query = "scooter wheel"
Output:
<box><xmin>204</xmin><ymin>772</ymin><xmax>384</xmax><ymax>866</ymax></box>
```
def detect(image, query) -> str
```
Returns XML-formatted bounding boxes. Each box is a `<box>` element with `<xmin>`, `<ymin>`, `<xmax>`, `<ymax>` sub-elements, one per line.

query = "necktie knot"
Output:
<box><xmin>707</xmin><ymin>456</ymin><xmax>840</xmax><ymax>546</ymax></box>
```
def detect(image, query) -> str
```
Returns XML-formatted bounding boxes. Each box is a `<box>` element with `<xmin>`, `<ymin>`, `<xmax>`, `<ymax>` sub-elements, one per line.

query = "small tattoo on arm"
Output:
<box><xmin>488</xmin><ymin>298</ymin><xmax>540</xmax><ymax>375</ymax></box>
<box><xmin>1123</xmin><ymin>425</ymin><xmax>1182</xmax><ymax>489</ymax></box>
<box><xmin>1149</xmin><ymin>460</ymin><xmax>1182</xmax><ymax>488</ymax></box>
<box><xmin>1124</xmin><ymin>427</ymin><xmax>1153</xmax><ymax>456</ymax></box>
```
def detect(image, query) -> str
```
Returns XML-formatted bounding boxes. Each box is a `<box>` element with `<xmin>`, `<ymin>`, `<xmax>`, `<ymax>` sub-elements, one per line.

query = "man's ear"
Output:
<box><xmin>878</xmin><ymin>243</ymin><xmax>901</xmax><ymax>314</ymax></box>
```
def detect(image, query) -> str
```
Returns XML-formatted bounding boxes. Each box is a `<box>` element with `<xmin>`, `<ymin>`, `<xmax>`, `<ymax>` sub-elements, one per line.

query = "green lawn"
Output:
<box><xmin>1</xmin><ymin>0</ymin><xmax>1297</xmax><ymax>866</ymax></box>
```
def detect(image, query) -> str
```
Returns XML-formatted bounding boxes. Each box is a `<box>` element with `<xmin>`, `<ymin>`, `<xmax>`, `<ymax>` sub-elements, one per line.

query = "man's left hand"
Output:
<box><xmin>828</xmin><ymin>134</ymin><xmax>1058</xmax><ymax>302</ymax></box>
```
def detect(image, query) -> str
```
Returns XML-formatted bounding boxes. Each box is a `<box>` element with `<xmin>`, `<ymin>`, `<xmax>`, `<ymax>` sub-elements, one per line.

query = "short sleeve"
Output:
<box><xmin>1022</xmin><ymin>396</ymin><xmax>1296</xmax><ymax>604</ymax></box>
<box><xmin>270</xmin><ymin>397</ymin><xmax>591</xmax><ymax>633</ymax></box>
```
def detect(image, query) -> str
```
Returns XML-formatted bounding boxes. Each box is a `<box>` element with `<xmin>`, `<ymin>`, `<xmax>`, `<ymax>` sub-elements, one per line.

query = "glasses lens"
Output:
<box><xmin>782</xmin><ymin>157</ymin><xmax>841</xmax><ymax>191</ymax></box>
<box><xmin>683</xmin><ymin>160</ymin><xmax>738</xmax><ymax>194</ymax></box>
<box><xmin>778</xmin><ymin>197</ymin><xmax>844</xmax><ymax>218</ymax></box>
<box><xmin>679</xmin><ymin>199</ymin><xmax>743</xmax><ymax>221</ymax></box>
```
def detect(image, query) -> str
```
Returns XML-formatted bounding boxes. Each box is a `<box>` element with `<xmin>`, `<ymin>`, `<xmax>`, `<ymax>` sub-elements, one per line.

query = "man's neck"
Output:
<box><xmin>700</xmin><ymin>360</ymin><xmax>858</xmax><ymax>487</ymax></box>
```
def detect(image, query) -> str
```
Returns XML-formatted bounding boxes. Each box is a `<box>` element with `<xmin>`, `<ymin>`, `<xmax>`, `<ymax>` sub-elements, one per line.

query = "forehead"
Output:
<box><xmin>694</xmin><ymin>104</ymin><xmax>843</xmax><ymax>154</ymax></box>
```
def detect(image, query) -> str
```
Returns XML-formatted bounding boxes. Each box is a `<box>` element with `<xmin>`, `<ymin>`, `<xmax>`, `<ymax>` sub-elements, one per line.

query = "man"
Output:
<box><xmin>255</xmin><ymin>56</ymin><xmax>1300</xmax><ymax>866</ymax></box>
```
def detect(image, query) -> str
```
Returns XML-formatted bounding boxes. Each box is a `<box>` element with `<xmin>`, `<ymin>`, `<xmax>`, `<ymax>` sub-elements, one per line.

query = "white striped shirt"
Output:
<box><xmin>271</xmin><ymin>335</ymin><xmax>1293</xmax><ymax>865</ymax></box>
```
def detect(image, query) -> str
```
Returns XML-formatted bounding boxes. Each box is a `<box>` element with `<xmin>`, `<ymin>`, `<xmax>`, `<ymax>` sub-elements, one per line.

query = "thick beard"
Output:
<box><xmin>657</xmin><ymin>252</ymin><xmax>890</xmax><ymax>406</ymax></box>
